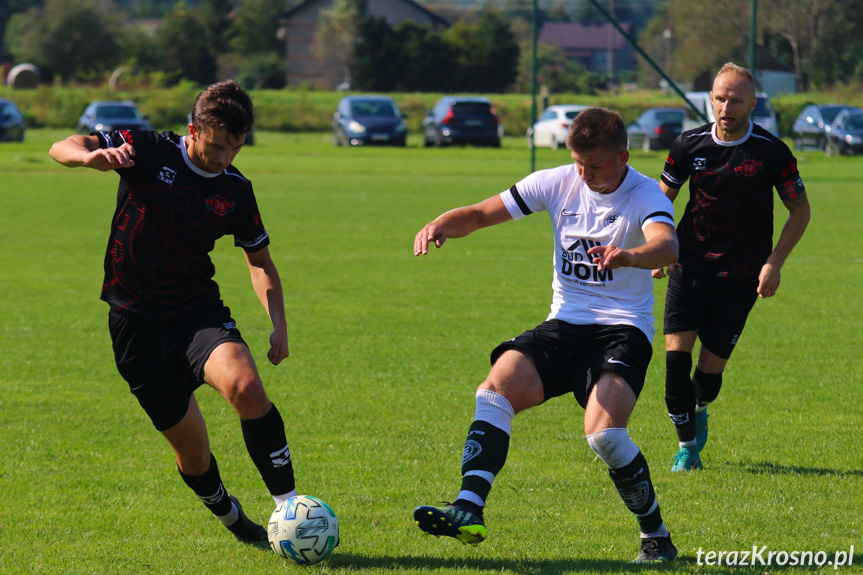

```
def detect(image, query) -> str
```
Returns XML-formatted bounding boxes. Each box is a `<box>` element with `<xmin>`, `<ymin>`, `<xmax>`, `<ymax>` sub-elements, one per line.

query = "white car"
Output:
<box><xmin>526</xmin><ymin>105</ymin><xmax>589</xmax><ymax>149</ymax></box>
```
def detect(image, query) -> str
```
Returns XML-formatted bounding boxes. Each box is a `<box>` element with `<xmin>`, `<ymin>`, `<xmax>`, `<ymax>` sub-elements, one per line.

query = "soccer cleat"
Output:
<box><xmin>632</xmin><ymin>535</ymin><xmax>678</xmax><ymax>563</ymax></box>
<box><xmin>695</xmin><ymin>408</ymin><xmax>709</xmax><ymax>452</ymax></box>
<box><xmin>225</xmin><ymin>495</ymin><xmax>268</xmax><ymax>542</ymax></box>
<box><xmin>414</xmin><ymin>502</ymin><xmax>488</xmax><ymax>546</ymax></box>
<box><xmin>670</xmin><ymin>446</ymin><xmax>702</xmax><ymax>472</ymax></box>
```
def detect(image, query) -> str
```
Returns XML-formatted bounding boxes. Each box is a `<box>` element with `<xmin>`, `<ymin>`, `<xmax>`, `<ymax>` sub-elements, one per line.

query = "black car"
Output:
<box><xmin>825</xmin><ymin>109</ymin><xmax>863</xmax><ymax>156</ymax></box>
<box><xmin>422</xmin><ymin>97</ymin><xmax>502</xmax><ymax>147</ymax></box>
<box><xmin>627</xmin><ymin>107</ymin><xmax>685</xmax><ymax>152</ymax></box>
<box><xmin>77</xmin><ymin>100</ymin><xmax>152</xmax><ymax>134</ymax></box>
<box><xmin>791</xmin><ymin>104</ymin><xmax>861</xmax><ymax>151</ymax></box>
<box><xmin>333</xmin><ymin>95</ymin><xmax>407</xmax><ymax>147</ymax></box>
<box><xmin>0</xmin><ymin>98</ymin><xmax>26</xmax><ymax>142</ymax></box>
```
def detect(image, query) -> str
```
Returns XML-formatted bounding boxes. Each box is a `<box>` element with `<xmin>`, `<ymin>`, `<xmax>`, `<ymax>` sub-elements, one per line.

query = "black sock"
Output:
<box><xmin>693</xmin><ymin>369</ymin><xmax>723</xmax><ymax>406</ymax></box>
<box><xmin>665</xmin><ymin>350</ymin><xmax>696</xmax><ymax>443</ymax></box>
<box><xmin>458</xmin><ymin>420</ymin><xmax>510</xmax><ymax>506</ymax></box>
<box><xmin>178</xmin><ymin>452</ymin><xmax>233</xmax><ymax>516</ymax></box>
<box><xmin>241</xmin><ymin>403</ymin><xmax>296</xmax><ymax>496</ymax></box>
<box><xmin>608</xmin><ymin>451</ymin><xmax>663</xmax><ymax>534</ymax></box>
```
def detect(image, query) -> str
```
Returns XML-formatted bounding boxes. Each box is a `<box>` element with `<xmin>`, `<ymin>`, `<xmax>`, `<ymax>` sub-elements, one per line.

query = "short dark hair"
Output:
<box><xmin>191</xmin><ymin>80</ymin><xmax>255</xmax><ymax>137</ymax></box>
<box><xmin>566</xmin><ymin>107</ymin><xmax>627</xmax><ymax>153</ymax></box>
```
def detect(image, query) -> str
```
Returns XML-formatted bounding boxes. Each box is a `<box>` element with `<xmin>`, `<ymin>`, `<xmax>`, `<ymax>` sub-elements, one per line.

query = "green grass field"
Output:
<box><xmin>1</xmin><ymin>130</ymin><xmax>861</xmax><ymax>574</ymax></box>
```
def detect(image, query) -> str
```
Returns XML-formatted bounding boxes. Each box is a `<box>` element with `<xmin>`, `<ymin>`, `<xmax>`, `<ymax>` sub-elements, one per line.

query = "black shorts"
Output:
<box><xmin>490</xmin><ymin>320</ymin><xmax>653</xmax><ymax>409</ymax></box>
<box><xmin>663</xmin><ymin>265</ymin><xmax>758</xmax><ymax>359</ymax></box>
<box><xmin>108</xmin><ymin>306</ymin><xmax>247</xmax><ymax>431</ymax></box>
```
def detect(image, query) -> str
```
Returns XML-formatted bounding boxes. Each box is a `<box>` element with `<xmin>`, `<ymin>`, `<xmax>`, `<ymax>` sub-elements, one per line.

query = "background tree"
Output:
<box><xmin>157</xmin><ymin>2</ymin><xmax>217</xmax><ymax>85</ymax></box>
<box><xmin>759</xmin><ymin>0</ymin><xmax>833</xmax><ymax>90</ymax></box>
<box><xmin>515</xmin><ymin>40</ymin><xmax>596</xmax><ymax>95</ymax></box>
<box><xmin>5</xmin><ymin>0</ymin><xmax>121</xmax><ymax>83</ymax></box>
<box><xmin>314</xmin><ymin>0</ymin><xmax>362</xmax><ymax>88</ymax></box>
<box><xmin>394</xmin><ymin>21</ymin><xmax>454</xmax><ymax>92</ymax></box>
<box><xmin>350</xmin><ymin>16</ymin><xmax>401</xmax><ymax>91</ymax></box>
<box><xmin>444</xmin><ymin>10</ymin><xmax>520</xmax><ymax>93</ymax></box>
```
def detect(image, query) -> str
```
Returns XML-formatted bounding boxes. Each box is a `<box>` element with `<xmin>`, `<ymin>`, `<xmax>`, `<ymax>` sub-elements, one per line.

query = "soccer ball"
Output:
<box><xmin>268</xmin><ymin>495</ymin><xmax>339</xmax><ymax>565</ymax></box>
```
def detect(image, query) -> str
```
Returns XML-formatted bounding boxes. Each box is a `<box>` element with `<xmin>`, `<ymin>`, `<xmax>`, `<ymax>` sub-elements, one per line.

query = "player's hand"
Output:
<box><xmin>588</xmin><ymin>245</ymin><xmax>634</xmax><ymax>272</ymax></box>
<box><xmin>414</xmin><ymin>223</ymin><xmax>447</xmax><ymax>256</ymax></box>
<box><xmin>267</xmin><ymin>324</ymin><xmax>289</xmax><ymax>365</ymax></box>
<box><xmin>83</xmin><ymin>143</ymin><xmax>136</xmax><ymax>171</ymax></box>
<box><xmin>652</xmin><ymin>263</ymin><xmax>675</xmax><ymax>279</ymax></box>
<box><xmin>757</xmin><ymin>262</ymin><xmax>780</xmax><ymax>298</ymax></box>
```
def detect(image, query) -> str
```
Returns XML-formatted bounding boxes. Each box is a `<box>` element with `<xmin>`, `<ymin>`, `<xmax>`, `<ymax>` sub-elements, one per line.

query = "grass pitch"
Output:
<box><xmin>0</xmin><ymin>130</ymin><xmax>861</xmax><ymax>574</ymax></box>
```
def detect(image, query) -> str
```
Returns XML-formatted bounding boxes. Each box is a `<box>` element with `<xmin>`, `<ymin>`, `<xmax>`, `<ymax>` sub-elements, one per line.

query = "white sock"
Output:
<box><xmin>474</xmin><ymin>389</ymin><xmax>515</xmax><ymax>434</ymax></box>
<box><xmin>641</xmin><ymin>524</ymin><xmax>670</xmax><ymax>539</ymax></box>
<box><xmin>215</xmin><ymin>501</ymin><xmax>240</xmax><ymax>526</ymax></box>
<box><xmin>273</xmin><ymin>489</ymin><xmax>297</xmax><ymax>508</ymax></box>
<box><xmin>586</xmin><ymin>428</ymin><xmax>640</xmax><ymax>469</ymax></box>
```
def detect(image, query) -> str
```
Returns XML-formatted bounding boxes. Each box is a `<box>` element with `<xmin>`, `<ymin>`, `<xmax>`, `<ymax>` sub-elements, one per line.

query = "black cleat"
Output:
<box><xmin>414</xmin><ymin>501</ymin><xmax>487</xmax><ymax>546</ymax></box>
<box><xmin>225</xmin><ymin>495</ymin><xmax>267</xmax><ymax>543</ymax></box>
<box><xmin>632</xmin><ymin>535</ymin><xmax>678</xmax><ymax>563</ymax></box>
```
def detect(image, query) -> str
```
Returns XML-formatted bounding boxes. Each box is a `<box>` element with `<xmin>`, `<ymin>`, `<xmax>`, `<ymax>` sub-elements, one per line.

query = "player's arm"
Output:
<box><xmin>659</xmin><ymin>181</ymin><xmax>681</xmax><ymax>202</ymax></box>
<box><xmin>589</xmin><ymin>221</ymin><xmax>678</xmax><ymax>272</ymax></box>
<box><xmin>757</xmin><ymin>191</ymin><xmax>811</xmax><ymax>298</ymax></box>
<box><xmin>414</xmin><ymin>195</ymin><xmax>513</xmax><ymax>256</ymax></box>
<box><xmin>49</xmin><ymin>134</ymin><xmax>135</xmax><ymax>171</ymax></box>
<box><xmin>245</xmin><ymin>246</ymin><xmax>289</xmax><ymax>365</ymax></box>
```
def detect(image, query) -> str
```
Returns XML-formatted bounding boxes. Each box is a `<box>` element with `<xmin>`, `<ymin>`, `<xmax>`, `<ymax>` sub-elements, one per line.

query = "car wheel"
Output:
<box><xmin>642</xmin><ymin>137</ymin><xmax>651</xmax><ymax>152</ymax></box>
<box><xmin>825</xmin><ymin>140</ymin><xmax>834</xmax><ymax>157</ymax></box>
<box><xmin>817</xmin><ymin>135</ymin><xmax>826</xmax><ymax>152</ymax></box>
<box><xmin>549</xmin><ymin>135</ymin><xmax>558</xmax><ymax>150</ymax></box>
<box><xmin>434</xmin><ymin>131</ymin><xmax>444</xmax><ymax>147</ymax></box>
<box><xmin>333</xmin><ymin>132</ymin><xmax>340</xmax><ymax>147</ymax></box>
<box><xmin>525</xmin><ymin>129</ymin><xmax>534</xmax><ymax>149</ymax></box>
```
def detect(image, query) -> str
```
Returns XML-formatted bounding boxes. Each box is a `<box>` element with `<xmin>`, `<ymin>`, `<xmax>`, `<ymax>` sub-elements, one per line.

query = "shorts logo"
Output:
<box><xmin>693</xmin><ymin>157</ymin><xmax>707</xmax><ymax>171</ymax></box>
<box><xmin>206</xmin><ymin>195</ymin><xmax>235</xmax><ymax>216</ymax></box>
<box><xmin>734</xmin><ymin>160</ymin><xmax>762</xmax><ymax>176</ymax></box>
<box><xmin>462</xmin><ymin>440</ymin><xmax>482</xmax><ymax>464</ymax></box>
<box><xmin>223</xmin><ymin>321</ymin><xmax>236</xmax><ymax>330</ymax></box>
<box><xmin>158</xmin><ymin>166</ymin><xmax>177</xmax><ymax>185</ymax></box>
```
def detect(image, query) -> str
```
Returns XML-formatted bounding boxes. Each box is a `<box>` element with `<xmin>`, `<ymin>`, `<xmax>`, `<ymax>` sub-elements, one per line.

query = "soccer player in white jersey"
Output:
<box><xmin>412</xmin><ymin>107</ymin><xmax>680</xmax><ymax>562</ymax></box>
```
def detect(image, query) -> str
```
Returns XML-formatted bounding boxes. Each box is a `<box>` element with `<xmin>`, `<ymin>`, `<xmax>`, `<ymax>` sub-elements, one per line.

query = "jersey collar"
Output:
<box><xmin>711</xmin><ymin>121</ymin><xmax>753</xmax><ymax>147</ymax></box>
<box><xmin>180</xmin><ymin>136</ymin><xmax>223</xmax><ymax>179</ymax></box>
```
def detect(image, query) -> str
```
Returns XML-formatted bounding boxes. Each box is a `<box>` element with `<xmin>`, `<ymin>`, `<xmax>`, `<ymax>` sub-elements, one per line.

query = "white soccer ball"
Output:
<box><xmin>267</xmin><ymin>495</ymin><xmax>339</xmax><ymax>565</ymax></box>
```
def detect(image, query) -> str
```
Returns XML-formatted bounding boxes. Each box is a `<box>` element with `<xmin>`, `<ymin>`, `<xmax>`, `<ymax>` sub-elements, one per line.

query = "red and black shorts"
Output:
<box><xmin>491</xmin><ymin>319</ymin><xmax>653</xmax><ymax>409</ymax></box>
<box><xmin>663</xmin><ymin>265</ymin><xmax>759</xmax><ymax>360</ymax></box>
<box><xmin>108</xmin><ymin>305</ymin><xmax>247</xmax><ymax>431</ymax></box>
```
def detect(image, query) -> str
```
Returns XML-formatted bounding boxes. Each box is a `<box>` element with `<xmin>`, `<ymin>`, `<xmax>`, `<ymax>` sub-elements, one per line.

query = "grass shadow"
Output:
<box><xmin>741</xmin><ymin>460</ymin><xmax>863</xmax><ymax>478</ymax></box>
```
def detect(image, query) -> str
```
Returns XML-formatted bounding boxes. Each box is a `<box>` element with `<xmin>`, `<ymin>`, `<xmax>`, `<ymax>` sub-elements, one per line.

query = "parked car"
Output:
<box><xmin>525</xmin><ymin>105</ymin><xmax>588</xmax><ymax>149</ymax></box>
<box><xmin>627</xmin><ymin>107</ymin><xmax>685</xmax><ymax>151</ymax></box>
<box><xmin>791</xmin><ymin>104</ymin><xmax>861</xmax><ymax>151</ymax></box>
<box><xmin>0</xmin><ymin>98</ymin><xmax>26</xmax><ymax>142</ymax></box>
<box><xmin>825</xmin><ymin>109</ymin><xmax>863</xmax><ymax>156</ymax></box>
<box><xmin>683</xmin><ymin>91</ymin><xmax>780</xmax><ymax>137</ymax></box>
<box><xmin>76</xmin><ymin>100</ymin><xmax>152</xmax><ymax>134</ymax></box>
<box><xmin>332</xmin><ymin>95</ymin><xmax>407</xmax><ymax>147</ymax></box>
<box><xmin>423</xmin><ymin>96</ymin><xmax>502</xmax><ymax>147</ymax></box>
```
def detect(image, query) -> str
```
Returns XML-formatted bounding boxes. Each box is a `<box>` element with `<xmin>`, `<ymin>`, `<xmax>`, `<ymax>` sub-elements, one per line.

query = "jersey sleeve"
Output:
<box><xmin>639</xmin><ymin>187</ymin><xmax>675</xmax><ymax>230</ymax></box>
<box><xmin>232</xmin><ymin>184</ymin><xmax>270</xmax><ymax>253</ymax></box>
<box><xmin>94</xmin><ymin>129</ymin><xmax>158</xmax><ymax>178</ymax></box>
<box><xmin>660</xmin><ymin>134</ymin><xmax>691</xmax><ymax>190</ymax></box>
<box><xmin>772</xmin><ymin>145</ymin><xmax>806</xmax><ymax>202</ymax></box>
<box><xmin>499</xmin><ymin>168</ymin><xmax>560</xmax><ymax>220</ymax></box>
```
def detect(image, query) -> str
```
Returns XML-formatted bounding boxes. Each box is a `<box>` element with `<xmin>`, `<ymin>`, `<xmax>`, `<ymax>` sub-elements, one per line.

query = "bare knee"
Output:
<box><xmin>224</xmin><ymin>373</ymin><xmax>270</xmax><ymax>419</ymax></box>
<box><xmin>479</xmin><ymin>350</ymin><xmax>543</xmax><ymax>414</ymax></box>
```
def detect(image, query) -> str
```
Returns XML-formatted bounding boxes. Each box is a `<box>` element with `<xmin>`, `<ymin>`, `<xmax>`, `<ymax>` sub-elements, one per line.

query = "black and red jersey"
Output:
<box><xmin>96</xmin><ymin>129</ymin><xmax>269</xmax><ymax>320</ymax></box>
<box><xmin>661</xmin><ymin>122</ymin><xmax>805</xmax><ymax>279</ymax></box>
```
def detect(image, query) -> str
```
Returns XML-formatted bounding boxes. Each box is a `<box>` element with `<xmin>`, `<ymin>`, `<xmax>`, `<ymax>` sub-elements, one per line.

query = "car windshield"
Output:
<box><xmin>845</xmin><ymin>114</ymin><xmax>863</xmax><ymax>129</ymax></box>
<box><xmin>452</xmin><ymin>102</ymin><xmax>492</xmax><ymax>115</ymax></box>
<box><xmin>655</xmin><ymin>111</ymin><xmax>684</xmax><ymax>123</ymax></box>
<box><xmin>96</xmin><ymin>105</ymin><xmax>141</xmax><ymax>119</ymax></box>
<box><xmin>753</xmin><ymin>98</ymin><xmax>773</xmax><ymax>117</ymax></box>
<box><xmin>350</xmin><ymin>100</ymin><xmax>398</xmax><ymax>118</ymax></box>
<box><xmin>821</xmin><ymin>106</ymin><xmax>847</xmax><ymax>124</ymax></box>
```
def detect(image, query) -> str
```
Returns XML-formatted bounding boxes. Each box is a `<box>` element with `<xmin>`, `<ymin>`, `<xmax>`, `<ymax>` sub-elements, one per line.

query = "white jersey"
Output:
<box><xmin>500</xmin><ymin>163</ymin><xmax>674</xmax><ymax>340</ymax></box>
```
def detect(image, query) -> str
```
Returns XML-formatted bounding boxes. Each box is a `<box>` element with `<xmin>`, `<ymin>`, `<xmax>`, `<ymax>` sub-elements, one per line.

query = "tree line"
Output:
<box><xmin>2</xmin><ymin>0</ymin><xmax>863</xmax><ymax>93</ymax></box>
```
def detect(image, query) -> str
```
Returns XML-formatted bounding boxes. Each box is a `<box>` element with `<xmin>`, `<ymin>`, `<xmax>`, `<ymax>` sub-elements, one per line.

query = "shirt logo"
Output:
<box><xmin>206</xmin><ymin>195</ymin><xmax>235</xmax><ymax>216</ymax></box>
<box><xmin>734</xmin><ymin>159</ymin><xmax>762</xmax><ymax>177</ymax></box>
<box><xmin>157</xmin><ymin>166</ymin><xmax>177</xmax><ymax>185</ymax></box>
<box><xmin>605</xmin><ymin>213</ymin><xmax>622</xmax><ymax>230</ymax></box>
<box><xmin>693</xmin><ymin>157</ymin><xmax>707</xmax><ymax>171</ymax></box>
<box><xmin>561</xmin><ymin>209</ymin><xmax>581</xmax><ymax>217</ymax></box>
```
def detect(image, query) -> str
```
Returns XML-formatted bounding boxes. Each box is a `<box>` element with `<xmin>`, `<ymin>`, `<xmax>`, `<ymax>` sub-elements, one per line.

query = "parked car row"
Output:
<box><xmin>0</xmin><ymin>98</ymin><xmax>26</xmax><ymax>142</ymax></box>
<box><xmin>791</xmin><ymin>103</ymin><xmax>863</xmax><ymax>155</ymax></box>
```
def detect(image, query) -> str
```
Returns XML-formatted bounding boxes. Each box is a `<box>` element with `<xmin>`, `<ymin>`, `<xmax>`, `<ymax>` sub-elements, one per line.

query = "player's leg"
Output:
<box><xmin>414</xmin><ymin>349</ymin><xmax>543</xmax><ymax>546</ymax></box>
<box><xmin>162</xmin><ymin>395</ymin><xmax>266</xmax><ymax>542</ymax></box>
<box><xmin>585</xmin><ymin>372</ymin><xmax>676</xmax><ymax>563</ymax></box>
<box><xmin>204</xmin><ymin>341</ymin><xmax>297</xmax><ymax>506</ymax></box>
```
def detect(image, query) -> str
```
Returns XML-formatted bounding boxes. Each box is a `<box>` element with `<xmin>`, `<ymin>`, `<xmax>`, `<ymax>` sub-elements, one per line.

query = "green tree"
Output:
<box><xmin>445</xmin><ymin>10</ymin><xmax>519</xmax><ymax>93</ymax></box>
<box><xmin>229</xmin><ymin>0</ymin><xmax>283</xmax><ymax>56</ymax></box>
<box><xmin>350</xmin><ymin>16</ymin><xmax>402</xmax><ymax>91</ymax></box>
<box><xmin>157</xmin><ymin>2</ymin><xmax>217</xmax><ymax>85</ymax></box>
<box><xmin>394</xmin><ymin>21</ymin><xmax>454</xmax><ymax>92</ymax></box>
<box><xmin>5</xmin><ymin>0</ymin><xmax>121</xmax><ymax>82</ymax></box>
<box><xmin>313</xmin><ymin>0</ymin><xmax>362</xmax><ymax>87</ymax></box>
<box><xmin>516</xmin><ymin>40</ymin><xmax>595</xmax><ymax>95</ymax></box>
<box><xmin>201</xmin><ymin>0</ymin><xmax>236</xmax><ymax>52</ymax></box>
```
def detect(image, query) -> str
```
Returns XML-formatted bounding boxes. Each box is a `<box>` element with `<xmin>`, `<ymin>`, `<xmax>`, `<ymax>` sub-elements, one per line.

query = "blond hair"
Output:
<box><xmin>715</xmin><ymin>62</ymin><xmax>756</xmax><ymax>91</ymax></box>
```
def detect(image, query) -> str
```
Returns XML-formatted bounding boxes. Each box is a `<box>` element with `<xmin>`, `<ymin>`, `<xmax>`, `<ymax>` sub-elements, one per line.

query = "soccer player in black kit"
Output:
<box><xmin>654</xmin><ymin>63</ymin><xmax>810</xmax><ymax>471</ymax></box>
<box><xmin>49</xmin><ymin>80</ymin><xmax>296</xmax><ymax>541</ymax></box>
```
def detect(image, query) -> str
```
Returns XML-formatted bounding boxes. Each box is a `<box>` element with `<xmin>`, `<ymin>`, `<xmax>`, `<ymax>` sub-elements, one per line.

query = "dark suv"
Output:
<box><xmin>422</xmin><ymin>97</ymin><xmax>502</xmax><ymax>147</ymax></box>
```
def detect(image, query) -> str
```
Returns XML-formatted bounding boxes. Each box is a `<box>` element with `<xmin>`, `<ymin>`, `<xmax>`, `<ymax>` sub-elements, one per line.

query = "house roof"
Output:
<box><xmin>539</xmin><ymin>22</ymin><xmax>631</xmax><ymax>51</ymax></box>
<box><xmin>281</xmin><ymin>0</ymin><xmax>448</xmax><ymax>28</ymax></box>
